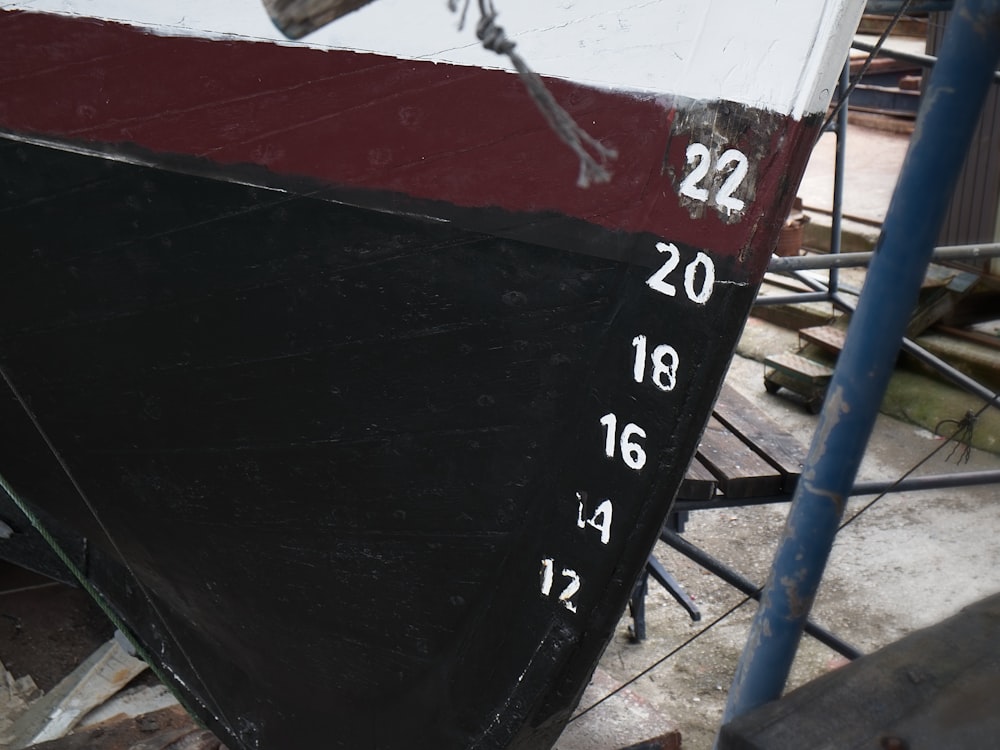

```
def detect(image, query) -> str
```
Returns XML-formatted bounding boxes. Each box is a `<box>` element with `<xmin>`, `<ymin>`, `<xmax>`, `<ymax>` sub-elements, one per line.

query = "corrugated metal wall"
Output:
<box><xmin>927</xmin><ymin>13</ymin><xmax>1000</xmax><ymax>256</ymax></box>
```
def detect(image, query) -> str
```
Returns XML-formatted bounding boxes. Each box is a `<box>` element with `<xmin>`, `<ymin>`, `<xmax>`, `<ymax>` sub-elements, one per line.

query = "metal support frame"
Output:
<box><xmin>622</xmin><ymin>4</ymin><xmax>1000</xmax><ymax>739</ymax></box>
<box><xmin>830</xmin><ymin>64</ymin><xmax>849</xmax><ymax>293</ymax></box>
<box><xmin>852</xmin><ymin>38</ymin><xmax>1000</xmax><ymax>83</ymax></box>
<box><xmin>720</xmin><ymin>0</ymin><xmax>1000</xmax><ymax>729</ymax></box>
<box><xmin>633</xmin><ymin>464</ymin><xmax>1000</xmax><ymax>650</ymax></box>
<box><xmin>767</xmin><ymin>242</ymin><xmax>1000</xmax><ymax>272</ymax></box>
<box><xmin>660</xmin><ymin>530</ymin><xmax>861</xmax><ymax>660</ymax></box>
<box><xmin>764</xmin><ymin>260</ymin><xmax>1000</xmax><ymax>405</ymax></box>
<box><xmin>674</xmin><ymin>469</ymin><xmax>1000</xmax><ymax>513</ymax></box>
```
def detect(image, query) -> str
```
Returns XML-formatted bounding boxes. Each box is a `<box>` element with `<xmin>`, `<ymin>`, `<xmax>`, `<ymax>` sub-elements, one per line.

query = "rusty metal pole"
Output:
<box><xmin>719</xmin><ymin>0</ymin><xmax>1000</xmax><ymax>733</ymax></box>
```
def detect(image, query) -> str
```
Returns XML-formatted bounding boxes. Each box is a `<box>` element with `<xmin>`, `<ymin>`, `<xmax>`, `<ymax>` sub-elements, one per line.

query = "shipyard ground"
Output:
<box><xmin>3</xmin><ymin>119</ymin><xmax>1000</xmax><ymax>748</ymax></box>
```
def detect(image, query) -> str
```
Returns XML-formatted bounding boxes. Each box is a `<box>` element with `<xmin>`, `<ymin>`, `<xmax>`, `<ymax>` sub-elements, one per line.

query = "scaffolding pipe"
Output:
<box><xmin>851</xmin><ymin>39</ymin><xmax>1000</xmax><ymax>83</ymax></box>
<box><xmin>719</xmin><ymin>0</ymin><xmax>1000</xmax><ymax>733</ymax></box>
<box><xmin>899</xmin><ymin>337</ymin><xmax>1000</xmax><ymax>407</ymax></box>
<box><xmin>674</xmin><ymin>470</ymin><xmax>1000</xmax><ymax>513</ymax></box>
<box><xmin>768</xmin><ymin>242</ymin><xmax>1000</xmax><ymax>271</ymax></box>
<box><xmin>829</xmin><ymin>64</ymin><xmax>850</xmax><ymax>295</ymax></box>
<box><xmin>660</xmin><ymin>530</ymin><xmax>863</xmax><ymax>660</ymax></box>
<box><xmin>851</xmin><ymin>469</ymin><xmax>1000</xmax><ymax>495</ymax></box>
<box><xmin>753</xmin><ymin>291</ymin><xmax>834</xmax><ymax>307</ymax></box>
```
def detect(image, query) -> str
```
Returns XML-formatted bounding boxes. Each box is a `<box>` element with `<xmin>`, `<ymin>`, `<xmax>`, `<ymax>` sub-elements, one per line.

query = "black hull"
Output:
<box><xmin>0</xmin><ymin>140</ymin><xmax>758</xmax><ymax>749</ymax></box>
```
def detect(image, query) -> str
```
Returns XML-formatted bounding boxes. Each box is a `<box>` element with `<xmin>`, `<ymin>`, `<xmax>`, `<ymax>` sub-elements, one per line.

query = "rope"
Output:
<box><xmin>448</xmin><ymin>0</ymin><xmax>617</xmax><ymax>187</ymax></box>
<box><xmin>840</xmin><ymin>396</ymin><xmax>998</xmax><ymax>532</ymax></box>
<box><xmin>934</xmin><ymin>409</ymin><xmax>976</xmax><ymax>464</ymax></box>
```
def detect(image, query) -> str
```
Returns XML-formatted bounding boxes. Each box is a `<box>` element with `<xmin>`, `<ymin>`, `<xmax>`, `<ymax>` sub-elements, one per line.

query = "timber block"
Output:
<box><xmin>798</xmin><ymin>324</ymin><xmax>846</xmax><ymax>355</ymax></box>
<box><xmin>677</xmin><ymin>458</ymin><xmax>718</xmax><ymax>501</ymax></box>
<box><xmin>695</xmin><ymin>417</ymin><xmax>784</xmax><ymax>498</ymax></box>
<box><xmin>763</xmin><ymin>352</ymin><xmax>834</xmax><ymax>414</ymax></box>
<box><xmin>713</xmin><ymin>385</ymin><xmax>805</xmax><ymax>493</ymax></box>
<box><xmin>718</xmin><ymin>592</ymin><xmax>1000</xmax><ymax>750</ymax></box>
<box><xmin>24</xmin><ymin>704</ymin><xmax>222</xmax><ymax>750</ymax></box>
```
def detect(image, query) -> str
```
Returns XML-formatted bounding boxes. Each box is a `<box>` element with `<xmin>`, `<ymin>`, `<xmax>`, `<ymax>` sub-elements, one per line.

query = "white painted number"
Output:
<box><xmin>646</xmin><ymin>242</ymin><xmax>716</xmax><ymax>305</ymax></box>
<box><xmin>631</xmin><ymin>334</ymin><xmax>649</xmax><ymax>383</ymax></box>
<box><xmin>678</xmin><ymin>143</ymin><xmax>751</xmax><ymax>216</ymax></box>
<box><xmin>600</xmin><ymin>413</ymin><xmax>647</xmax><ymax>471</ymax></box>
<box><xmin>577</xmin><ymin>494</ymin><xmax>613</xmax><ymax>545</ymax></box>
<box><xmin>631</xmin><ymin>335</ymin><xmax>680</xmax><ymax>392</ymax></box>
<box><xmin>716</xmin><ymin>149</ymin><xmax>749</xmax><ymax>214</ymax></box>
<box><xmin>540</xmin><ymin>558</ymin><xmax>581</xmax><ymax>613</ymax></box>
<box><xmin>684</xmin><ymin>251</ymin><xmax>716</xmax><ymax>305</ymax></box>
<box><xmin>645</xmin><ymin>241</ymin><xmax>680</xmax><ymax>297</ymax></box>
<box><xmin>678</xmin><ymin>142</ymin><xmax>711</xmax><ymax>202</ymax></box>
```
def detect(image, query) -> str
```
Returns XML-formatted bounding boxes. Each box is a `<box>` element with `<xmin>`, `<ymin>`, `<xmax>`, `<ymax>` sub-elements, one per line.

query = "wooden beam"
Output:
<box><xmin>719</xmin><ymin>592</ymin><xmax>1000</xmax><ymax>749</ymax></box>
<box><xmin>713</xmin><ymin>385</ymin><xmax>807</xmax><ymax>493</ymax></box>
<box><xmin>696</xmin><ymin>417</ymin><xmax>784</xmax><ymax>498</ymax></box>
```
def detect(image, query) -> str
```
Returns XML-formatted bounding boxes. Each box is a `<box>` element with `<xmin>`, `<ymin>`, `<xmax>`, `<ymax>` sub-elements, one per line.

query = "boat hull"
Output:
<box><xmin>0</xmin><ymin>138</ymin><xmax>762</xmax><ymax>749</ymax></box>
<box><xmin>0</xmin><ymin>1</ymin><xmax>866</xmax><ymax>746</ymax></box>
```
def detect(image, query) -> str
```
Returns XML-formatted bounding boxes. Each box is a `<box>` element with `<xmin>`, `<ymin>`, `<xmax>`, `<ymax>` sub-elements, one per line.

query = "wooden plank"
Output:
<box><xmin>677</xmin><ymin>457</ymin><xmax>718</xmax><ymax>501</ymax></box>
<box><xmin>936</xmin><ymin>324</ymin><xmax>1000</xmax><ymax>352</ymax></box>
<box><xmin>907</xmin><ymin>267</ymin><xmax>981</xmax><ymax>338</ymax></box>
<box><xmin>925</xmin><ymin>264</ymin><xmax>980</xmax><ymax>293</ymax></box>
<box><xmin>718</xmin><ymin>591</ymin><xmax>1000</xmax><ymax>750</ymax></box>
<box><xmin>6</xmin><ymin>639</ymin><xmax>147</xmax><ymax>748</ymax></box>
<box><xmin>713</xmin><ymin>385</ymin><xmax>806</xmax><ymax>493</ymax></box>
<box><xmin>695</xmin><ymin>417</ymin><xmax>783</xmax><ymax>499</ymax></box>
<box><xmin>798</xmin><ymin>325</ymin><xmax>845</xmax><ymax>355</ymax></box>
<box><xmin>763</xmin><ymin>352</ymin><xmax>833</xmax><ymax>413</ymax></box>
<box><xmin>25</xmin><ymin>704</ymin><xmax>218</xmax><ymax>750</ymax></box>
<box><xmin>1</xmin><ymin>659</ymin><xmax>42</xmax><ymax>744</ymax></box>
<box><xmin>262</xmin><ymin>0</ymin><xmax>378</xmax><ymax>39</ymax></box>
<box><xmin>907</xmin><ymin>287</ymin><xmax>956</xmax><ymax>338</ymax></box>
<box><xmin>77</xmin><ymin>685</ymin><xmax>180</xmax><ymax>730</ymax></box>
<box><xmin>763</xmin><ymin>352</ymin><xmax>834</xmax><ymax>381</ymax></box>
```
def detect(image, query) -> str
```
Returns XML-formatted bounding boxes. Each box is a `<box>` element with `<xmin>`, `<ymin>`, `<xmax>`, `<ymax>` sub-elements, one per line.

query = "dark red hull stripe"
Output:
<box><xmin>0</xmin><ymin>10</ymin><xmax>817</xmax><ymax>272</ymax></box>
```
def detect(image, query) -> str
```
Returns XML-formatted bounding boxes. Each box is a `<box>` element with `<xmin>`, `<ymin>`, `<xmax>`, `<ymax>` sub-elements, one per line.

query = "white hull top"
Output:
<box><xmin>3</xmin><ymin>0</ymin><xmax>864</xmax><ymax>118</ymax></box>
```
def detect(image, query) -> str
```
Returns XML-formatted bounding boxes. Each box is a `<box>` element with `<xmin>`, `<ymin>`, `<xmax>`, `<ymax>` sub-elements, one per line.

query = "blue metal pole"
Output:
<box><xmin>719</xmin><ymin>0</ymin><xmax>1000</xmax><ymax>732</ymax></box>
<box><xmin>829</xmin><ymin>63</ymin><xmax>849</xmax><ymax>296</ymax></box>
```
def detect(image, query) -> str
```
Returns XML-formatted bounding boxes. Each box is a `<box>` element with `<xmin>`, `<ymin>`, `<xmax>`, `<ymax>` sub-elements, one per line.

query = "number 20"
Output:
<box><xmin>646</xmin><ymin>242</ymin><xmax>715</xmax><ymax>305</ymax></box>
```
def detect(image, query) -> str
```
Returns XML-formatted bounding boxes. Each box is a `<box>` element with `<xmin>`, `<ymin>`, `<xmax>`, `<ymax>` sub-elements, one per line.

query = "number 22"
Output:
<box><xmin>678</xmin><ymin>142</ymin><xmax>750</xmax><ymax>215</ymax></box>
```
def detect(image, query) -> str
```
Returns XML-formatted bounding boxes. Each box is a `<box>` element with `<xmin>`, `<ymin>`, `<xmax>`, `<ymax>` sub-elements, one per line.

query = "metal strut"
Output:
<box><xmin>719</xmin><ymin>0</ymin><xmax>1000</xmax><ymax>733</ymax></box>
